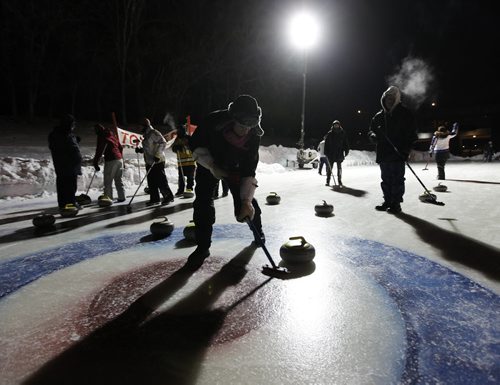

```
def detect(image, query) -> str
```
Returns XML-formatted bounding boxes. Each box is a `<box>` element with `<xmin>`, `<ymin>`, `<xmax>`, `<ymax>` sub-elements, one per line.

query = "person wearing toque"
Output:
<box><xmin>186</xmin><ymin>94</ymin><xmax>265</xmax><ymax>270</ymax></box>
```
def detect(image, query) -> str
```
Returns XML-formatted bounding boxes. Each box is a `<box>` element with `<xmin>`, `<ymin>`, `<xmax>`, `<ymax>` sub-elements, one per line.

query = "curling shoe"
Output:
<box><xmin>375</xmin><ymin>202</ymin><xmax>390</xmax><ymax>211</ymax></box>
<box><xmin>387</xmin><ymin>204</ymin><xmax>402</xmax><ymax>214</ymax></box>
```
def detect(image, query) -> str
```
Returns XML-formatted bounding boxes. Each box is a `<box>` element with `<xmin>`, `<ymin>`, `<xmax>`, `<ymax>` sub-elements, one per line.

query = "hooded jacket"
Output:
<box><xmin>324</xmin><ymin>121</ymin><xmax>349</xmax><ymax>162</ymax></box>
<box><xmin>48</xmin><ymin>118</ymin><xmax>82</xmax><ymax>176</ymax></box>
<box><xmin>93</xmin><ymin>125</ymin><xmax>123</xmax><ymax>167</ymax></box>
<box><xmin>368</xmin><ymin>86</ymin><xmax>418</xmax><ymax>163</ymax></box>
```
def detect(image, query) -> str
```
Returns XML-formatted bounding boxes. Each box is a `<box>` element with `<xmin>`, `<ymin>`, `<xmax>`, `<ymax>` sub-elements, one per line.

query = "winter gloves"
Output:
<box><xmin>236</xmin><ymin>177</ymin><xmax>258</xmax><ymax>222</ymax></box>
<box><xmin>237</xmin><ymin>200</ymin><xmax>255</xmax><ymax>222</ymax></box>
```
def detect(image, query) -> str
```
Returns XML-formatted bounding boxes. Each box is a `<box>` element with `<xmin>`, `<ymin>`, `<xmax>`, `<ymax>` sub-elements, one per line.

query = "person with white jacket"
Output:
<box><xmin>317</xmin><ymin>138</ymin><xmax>327</xmax><ymax>175</ymax></box>
<box><xmin>429</xmin><ymin>122</ymin><xmax>459</xmax><ymax>180</ymax></box>
<box><xmin>135</xmin><ymin>118</ymin><xmax>174</xmax><ymax>205</ymax></box>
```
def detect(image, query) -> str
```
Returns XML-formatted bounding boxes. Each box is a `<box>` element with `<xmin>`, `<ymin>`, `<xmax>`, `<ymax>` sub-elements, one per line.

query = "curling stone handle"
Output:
<box><xmin>289</xmin><ymin>236</ymin><xmax>307</xmax><ymax>246</ymax></box>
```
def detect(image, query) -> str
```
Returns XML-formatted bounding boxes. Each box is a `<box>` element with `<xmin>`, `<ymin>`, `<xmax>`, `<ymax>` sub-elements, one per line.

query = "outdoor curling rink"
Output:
<box><xmin>0</xmin><ymin>162</ymin><xmax>499</xmax><ymax>385</ymax></box>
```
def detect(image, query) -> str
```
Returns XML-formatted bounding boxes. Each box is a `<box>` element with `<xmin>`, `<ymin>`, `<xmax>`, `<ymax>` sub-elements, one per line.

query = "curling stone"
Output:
<box><xmin>98</xmin><ymin>194</ymin><xmax>113</xmax><ymax>207</ymax></box>
<box><xmin>183</xmin><ymin>189</ymin><xmax>195</xmax><ymax>198</ymax></box>
<box><xmin>32</xmin><ymin>213</ymin><xmax>56</xmax><ymax>228</ymax></box>
<box><xmin>266</xmin><ymin>192</ymin><xmax>281</xmax><ymax>205</ymax></box>
<box><xmin>279</xmin><ymin>236</ymin><xmax>316</xmax><ymax>264</ymax></box>
<box><xmin>76</xmin><ymin>194</ymin><xmax>92</xmax><ymax>205</ymax></box>
<box><xmin>433</xmin><ymin>183</ymin><xmax>448</xmax><ymax>192</ymax></box>
<box><xmin>183</xmin><ymin>220</ymin><xmax>196</xmax><ymax>241</ymax></box>
<box><xmin>60</xmin><ymin>204</ymin><xmax>79</xmax><ymax>218</ymax></box>
<box><xmin>315</xmin><ymin>200</ymin><xmax>334</xmax><ymax>216</ymax></box>
<box><xmin>150</xmin><ymin>216</ymin><xmax>174</xmax><ymax>237</ymax></box>
<box><xmin>419</xmin><ymin>192</ymin><xmax>437</xmax><ymax>202</ymax></box>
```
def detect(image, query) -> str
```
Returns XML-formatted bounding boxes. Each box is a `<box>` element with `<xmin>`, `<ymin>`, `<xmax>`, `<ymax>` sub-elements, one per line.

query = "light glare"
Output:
<box><xmin>288</xmin><ymin>10</ymin><xmax>320</xmax><ymax>50</ymax></box>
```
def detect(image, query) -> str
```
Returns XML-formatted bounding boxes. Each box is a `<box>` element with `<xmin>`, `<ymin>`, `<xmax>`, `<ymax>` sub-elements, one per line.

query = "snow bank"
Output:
<box><xmin>0</xmin><ymin>145</ymin><xmax>495</xmax><ymax>199</ymax></box>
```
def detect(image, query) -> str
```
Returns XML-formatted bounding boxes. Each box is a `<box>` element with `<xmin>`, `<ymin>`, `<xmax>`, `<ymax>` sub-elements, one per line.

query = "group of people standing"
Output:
<box><xmin>49</xmin><ymin>115</ymin><xmax>181</xmax><ymax>210</ymax></box>
<box><xmin>48</xmin><ymin>87</ymin><xmax>472</xmax><ymax>271</ymax></box>
<box><xmin>48</xmin><ymin>94</ymin><xmax>265</xmax><ymax>272</ymax></box>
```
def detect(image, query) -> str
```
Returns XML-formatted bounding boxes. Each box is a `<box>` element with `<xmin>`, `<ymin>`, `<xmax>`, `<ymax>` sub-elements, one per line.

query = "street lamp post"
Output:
<box><xmin>287</xmin><ymin>10</ymin><xmax>320</xmax><ymax>150</ymax></box>
<box><xmin>299</xmin><ymin>52</ymin><xmax>308</xmax><ymax>149</ymax></box>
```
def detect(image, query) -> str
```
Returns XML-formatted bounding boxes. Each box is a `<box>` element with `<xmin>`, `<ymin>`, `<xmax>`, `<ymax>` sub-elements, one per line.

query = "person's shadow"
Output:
<box><xmin>395</xmin><ymin>212</ymin><xmax>500</xmax><ymax>281</ymax></box>
<box><xmin>331</xmin><ymin>185</ymin><xmax>367</xmax><ymax>197</ymax></box>
<box><xmin>23</xmin><ymin>244</ymin><xmax>262</xmax><ymax>385</ymax></box>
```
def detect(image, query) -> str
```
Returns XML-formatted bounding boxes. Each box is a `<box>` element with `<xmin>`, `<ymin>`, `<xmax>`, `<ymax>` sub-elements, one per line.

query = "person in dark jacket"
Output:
<box><xmin>368</xmin><ymin>86</ymin><xmax>418</xmax><ymax>214</ymax></box>
<box><xmin>186</xmin><ymin>94</ymin><xmax>264</xmax><ymax>269</ymax></box>
<box><xmin>324</xmin><ymin>120</ymin><xmax>349</xmax><ymax>186</ymax></box>
<box><xmin>93</xmin><ymin>124</ymin><xmax>125</xmax><ymax>202</ymax></box>
<box><xmin>48</xmin><ymin>114</ymin><xmax>82</xmax><ymax>210</ymax></box>
<box><xmin>172</xmin><ymin>125</ymin><xmax>196</xmax><ymax>196</ymax></box>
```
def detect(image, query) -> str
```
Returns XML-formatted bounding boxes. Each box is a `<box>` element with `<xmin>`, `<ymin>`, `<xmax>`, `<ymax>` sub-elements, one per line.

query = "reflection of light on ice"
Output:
<box><xmin>283</xmin><ymin>276</ymin><xmax>333</xmax><ymax>340</ymax></box>
<box><xmin>204</xmin><ymin>260</ymin><xmax>407</xmax><ymax>384</ymax></box>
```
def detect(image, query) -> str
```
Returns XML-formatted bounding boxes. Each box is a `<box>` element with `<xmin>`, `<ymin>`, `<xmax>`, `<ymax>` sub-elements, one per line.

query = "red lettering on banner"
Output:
<box><xmin>129</xmin><ymin>135</ymin><xmax>140</xmax><ymax>146</ymax></box>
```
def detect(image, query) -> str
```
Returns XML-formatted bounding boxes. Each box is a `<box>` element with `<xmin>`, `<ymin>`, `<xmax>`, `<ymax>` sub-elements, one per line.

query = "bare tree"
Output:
<box><xmin>103</xmin><ymin>0</ymin><xmax>146</xmax><ymax>124</ymax></box>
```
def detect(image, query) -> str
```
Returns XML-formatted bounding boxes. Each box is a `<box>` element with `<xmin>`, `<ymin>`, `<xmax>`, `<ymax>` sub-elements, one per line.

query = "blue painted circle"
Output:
<box><xmin>0</xmin><ymin>224</ymin><xmax>498</xmax><ymax>384</ymax></box>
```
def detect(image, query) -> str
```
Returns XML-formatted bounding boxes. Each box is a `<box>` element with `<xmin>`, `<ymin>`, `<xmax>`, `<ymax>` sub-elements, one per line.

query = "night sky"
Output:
<box><xmin>0</xmin><ymin>0</ymin><xmax>498</xmax><ymax>145</ymax></box>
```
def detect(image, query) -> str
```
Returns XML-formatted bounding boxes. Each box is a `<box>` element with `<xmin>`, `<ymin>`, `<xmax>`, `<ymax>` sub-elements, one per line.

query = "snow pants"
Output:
<box><xmin>318</xmin><ymin>156</ymin><xmax>328</xmax><ymax>175</ymax></box>
<box><xmin>435</xmin><ymin>151</ymin><xmax>450</xmax><ymax>180</ymax></box>
<box><xmin>145</xmin><ymin>162</ymin><xmax>173</xmax><ymax>202</ymax></box>
<box><xmin>193</xmin><ymin>165</ymin><xmax>262</xmax><ymax>250</ymax></box>
<box><xmin>326</xmin><ymin>158</ymin><xmax>342</xmax><ymax>185</ymax></box>
<box><xmin>379</xmin><ymin>161</ymin><xmax>406</xmax><ymax>205</ymax></box>
<box><xmin>213</xmin><ymin>179</ymin><xmax>229</xmax><ymax>197</ymax></box>
<box><xmin>103</xmin><ymin>159</ymin><xmax>125</xmax><ymax>200</ymax></box>
<box><xmin>56</xmin><ymin>174</ymin><xmax>78</xmax><ymax>209</ymax></box>
<box><xmin>177</xmin><ymin>165</ymin><xmax>195</xmax><ymax>193</ymax></box>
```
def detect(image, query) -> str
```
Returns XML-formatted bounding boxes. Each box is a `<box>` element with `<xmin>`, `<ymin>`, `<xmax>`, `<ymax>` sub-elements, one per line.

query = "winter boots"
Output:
<box><xmin>375</xmin><ymin>202</ymin><xmax>390</xmax><ymax>211</ymax></box>
<box><xmin>375</xmin><ymin>201</ymin><xmax>401</xmax><ymax>214</ymax></box>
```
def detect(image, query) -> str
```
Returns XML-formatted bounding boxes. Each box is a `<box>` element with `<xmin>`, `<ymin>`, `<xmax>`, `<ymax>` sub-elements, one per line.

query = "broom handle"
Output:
<box><xmin>245</xmin><ymin>217</ymin><xmax>278</xmax><ymax>269</ymax></box>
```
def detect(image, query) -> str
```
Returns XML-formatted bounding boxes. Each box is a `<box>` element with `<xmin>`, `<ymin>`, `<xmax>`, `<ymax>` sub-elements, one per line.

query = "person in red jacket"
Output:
<box><xmin>93</xmin><ymin>124</ymin><xmax>126</xmax><ymax>202</ymax></box>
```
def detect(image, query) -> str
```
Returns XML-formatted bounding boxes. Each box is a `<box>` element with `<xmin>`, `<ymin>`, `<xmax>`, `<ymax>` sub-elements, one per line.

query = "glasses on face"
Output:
<box><xmin>235</xmin><ymin>115</ymin><xmax>259</xmax><ymax>128</ymax></box>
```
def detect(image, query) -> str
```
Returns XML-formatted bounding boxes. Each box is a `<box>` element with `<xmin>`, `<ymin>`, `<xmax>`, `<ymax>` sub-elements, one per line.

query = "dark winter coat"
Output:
<box><xmin>189</xmin><ymin>109</ymin><xmax>261</xmax><ymax>178</ymax></box>
<box><xmin>48</xmin><ymin>124</ymin><xmax>82</xmax><ymax>177</ymax></box>
<box><xmin>368</xmin><ymin>104</ymin><xmax>418</xmax><ymax>163</ymax></box>
<box><xmin>324</xmin><ymin>128</ymin><xmax>349</xmax><ymax>162</ymax></box>
<box><xmin>93</xmin><ymin>126</ymin><xmax>123</xmax><ymax>167</ymax></box>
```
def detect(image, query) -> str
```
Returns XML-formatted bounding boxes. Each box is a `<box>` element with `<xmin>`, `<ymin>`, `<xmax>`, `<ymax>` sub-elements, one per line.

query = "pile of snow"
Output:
<box><xmin>0</xmin><ymin>145</ymin><xmax>493</xmax><ymax>199</ymax></box>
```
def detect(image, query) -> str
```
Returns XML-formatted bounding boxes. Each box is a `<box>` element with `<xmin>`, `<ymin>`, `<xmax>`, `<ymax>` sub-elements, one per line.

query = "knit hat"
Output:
<box><xmin>57</xmin><ymin>114</ymin><xmax>75</xmax><ymax>132</ymax></box>
<box><xmin>228</xmin><ymin>95</ymin><xmax>263</xmax><ymax>135</ymax></box>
